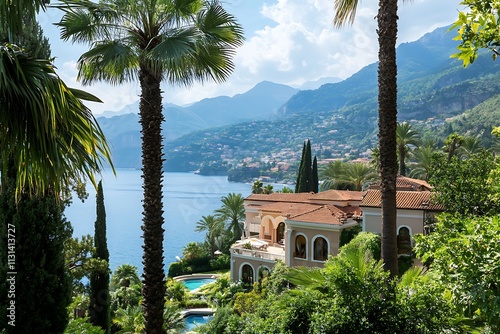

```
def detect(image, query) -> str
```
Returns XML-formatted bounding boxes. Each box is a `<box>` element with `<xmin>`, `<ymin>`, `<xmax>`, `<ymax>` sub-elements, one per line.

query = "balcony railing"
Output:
<box><xmin>231</xmin><ymin>247</ymin><xmax>285</xmax><ymax>261</ymax></box>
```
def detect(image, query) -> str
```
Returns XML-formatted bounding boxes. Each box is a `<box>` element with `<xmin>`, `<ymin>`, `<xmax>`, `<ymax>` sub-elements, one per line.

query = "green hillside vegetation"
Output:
<box><xmin>164</xmin><ymin>48</ymin><xmax>500</xmax><ymax>181</ymax></box>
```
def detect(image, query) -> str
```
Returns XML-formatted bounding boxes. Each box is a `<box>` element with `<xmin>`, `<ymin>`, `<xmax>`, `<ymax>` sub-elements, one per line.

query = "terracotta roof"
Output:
<box><xmin>246</xmin><ymin>190</ymin><xmax>364</xmax><ymax>204</ymax></box>
<box><xmin>367</xmin><ymin>176</ymin><xmax>432</xmax><ymax>192</ymax></box>
<box><xmin>360</xmin><ymin>189</ymin><xmax>444</xmax><ymax>211</ymax></box>
<box><xmin>288</xmin><ymin>205</ymin><xmax>353</xmax><ymax>225</ymax></box>
<box><xmin>258</xmin><ymin>202</ymin><xmax>320</xmax><ymax>217</ymax></box>
<box><xmin>311</xmin><ymin>189</ymin><xmax>364</xmax><ymax>201</ymax></box>
<box><xmin>245</xmin><ymin>193</ymin><xmax>314</xmax><ymax>203</ymax></box>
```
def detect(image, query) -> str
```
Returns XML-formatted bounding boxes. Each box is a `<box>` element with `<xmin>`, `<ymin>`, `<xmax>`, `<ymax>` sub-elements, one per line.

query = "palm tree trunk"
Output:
<box><xmin>399</xmin><ymin>145</ymin><xmax>405</xmax><ymax>176</ymax></box>
<box><xmin>139</xmin><ymin>64</ymin><xmax>166</xmax><ymax>333</ymax></box>
<box><xmin>377</xmin><ymin>0</ymin><xmax>399</xmax><ymax>277</ymax></box>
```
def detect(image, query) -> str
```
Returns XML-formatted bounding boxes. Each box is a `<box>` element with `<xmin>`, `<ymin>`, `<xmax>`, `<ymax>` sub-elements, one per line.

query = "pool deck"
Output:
<box><xmin>173</xmin><ymin>273</ymin><xmax>222</xmax><ymax>281</ymax></box>
<box><xmin>181</xmin><ymin>308</ymin><xmax>215</xmax><ymax>316</ymax></box>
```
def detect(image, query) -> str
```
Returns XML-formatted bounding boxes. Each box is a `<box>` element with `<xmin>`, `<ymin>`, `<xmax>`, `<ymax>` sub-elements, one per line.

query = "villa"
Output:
<box><xmin>230</xmin><ymin>176</ymin><xmax>444</xmax><ymax>283</ymax></box>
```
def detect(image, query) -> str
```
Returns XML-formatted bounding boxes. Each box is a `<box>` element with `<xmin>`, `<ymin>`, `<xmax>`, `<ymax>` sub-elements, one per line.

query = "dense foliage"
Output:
<box><xmin>0</xmin><ymin>182</ymin><xmax>72</xmax><ymax>333</ymax></box>
<box><xmin>196</xmin><ymin>234</ymin><xmax>459</xmax><ymax>333</ymax></box>
<box><xmin>415</xmin><ymin>214</ymin><xmax>500</xmax><ymax>331</ymax></box>
<box><xmin>429</xmin><ymin>151</ymin><xmax>500</xmax><ymax>216</ymax></box>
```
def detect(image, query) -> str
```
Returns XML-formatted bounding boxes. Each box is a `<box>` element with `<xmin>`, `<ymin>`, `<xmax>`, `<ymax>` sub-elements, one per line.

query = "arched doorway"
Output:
<box><xmin>241</xmin><ymin>264</ymin><xmax>254</xmax><ymax>285</ymax></box>
<box><xmin>397</xmin><ymin>226</ymin><xmax>412</xmax><ymax>254</ymax></box>
<box><xmin>276</xmin><ymin>222</ymin><xmax>285</xmax><ymax>244</ymax></box>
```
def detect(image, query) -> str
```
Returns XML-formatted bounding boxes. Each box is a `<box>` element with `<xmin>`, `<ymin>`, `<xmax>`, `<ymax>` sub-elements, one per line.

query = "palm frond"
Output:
<box><xmin>78</xmin><ymin>40</ymin><xmax>139</xmax><ymax>84</ymax></box>
<box><xmin>332</xmin><ymin>0</ymin><xmax>360</xmax><ymax>28</ymax></box>
<box><xmin>0</xmin><ymin>44</ymin><xmax>113</xmax><ymax>197</ymax></box>
<box><xmin>285</xmin><ymin>267</ymin><xmax>327</xmax><ymax>292</ymax></box>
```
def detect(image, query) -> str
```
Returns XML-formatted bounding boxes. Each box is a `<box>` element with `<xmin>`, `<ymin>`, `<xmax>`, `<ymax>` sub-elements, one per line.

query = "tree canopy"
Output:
<box><xmin>451</xmin><ymin>0</ymin><xmax>500</xmax><ymax>66</ymax></box>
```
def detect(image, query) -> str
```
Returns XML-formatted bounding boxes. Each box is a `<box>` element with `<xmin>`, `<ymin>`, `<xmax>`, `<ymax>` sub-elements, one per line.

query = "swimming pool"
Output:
<box><xmin>182</xmin><ymin>278</ymin><xmax>216</xmax><ymax>291</ymax></box>
<box><xmin>184</xmin><ymin>314</ymin><xmax>213</xmax><ymax>331</ymax></box>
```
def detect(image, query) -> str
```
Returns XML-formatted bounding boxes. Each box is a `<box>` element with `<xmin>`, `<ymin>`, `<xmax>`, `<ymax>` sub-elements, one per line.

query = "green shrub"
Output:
<box><xmin>210</xmin><ymin>254</ymin><xmax>230</xmax><ymax>271</ymax></box>
<box><xmin>167</xmin><ymin>262</ymin><xmax>185</xmax><ymax>278</ymax></box>
<box><xmin>184</xmin><ymin>299</ymin><xmax>210</xmax><ymax>309</ymax></box>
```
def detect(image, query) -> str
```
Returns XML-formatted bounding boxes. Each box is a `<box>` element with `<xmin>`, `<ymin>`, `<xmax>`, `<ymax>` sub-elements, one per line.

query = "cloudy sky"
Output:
<box><xmin>39</xmin><ymin>0</ymin><xmax>463</xmax><ymax>115</ymax></box>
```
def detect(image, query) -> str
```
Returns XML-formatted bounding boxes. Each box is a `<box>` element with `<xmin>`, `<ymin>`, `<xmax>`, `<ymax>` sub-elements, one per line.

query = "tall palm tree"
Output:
<box><xmin>334</xmin><ymin>0</ymin><xmax>400</xmax><ymax>276</ymax></box>
<box><xmin>195</xmin><ymin>215</ymin><xmax>224</xmax><ymax>258</ymax></box>
<box><xmin>0</xmin><ymin>44</ymin><xmax>113</xmax><ymax>197</ymax></box>
<box><xmin>56</xmin><ymin>1</ymin><xmax>243</xmax><ymax>332</ymax></box>
<box><xmin>396</xmin><ymin>122</ymin><xmax>420</xmax><ymax>176</ymax></box>
<box><xmin>215</xmin><ymin>193</ymin><xmax>245</xmax><ymax>242</ymax></box>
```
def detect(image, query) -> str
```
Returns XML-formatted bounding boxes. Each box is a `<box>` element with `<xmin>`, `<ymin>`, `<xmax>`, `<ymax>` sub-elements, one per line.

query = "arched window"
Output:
<box><xmin>295</xmin><ymin>235</ymin><xmax>306</xmax><ymax>259</ymax></box>
<box><xmin>397</xmin><ymin>226</ymin><xmax>412</xmax><ymax>254</ymax></box>
<box><xmin>241</xmin><ymin>264</ymin><xmax>254</xmax><ymax>285</ymax></box>
<box><xmin>277</xmin><ymin>222</ymin><xmax>285</xmax><ymax>244</ymax></box>
<box><xmin>313</xmin><ymin>237</ymin><xmax>328</xmax><ymax>261</ymax></box>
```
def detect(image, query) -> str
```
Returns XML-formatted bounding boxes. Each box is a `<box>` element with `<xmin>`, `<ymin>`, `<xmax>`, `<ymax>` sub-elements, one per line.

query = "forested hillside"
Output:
<box><xmin>163</xmin><ymin>26</ymin><xmax>500</xmax><ymax>179</ymax></box>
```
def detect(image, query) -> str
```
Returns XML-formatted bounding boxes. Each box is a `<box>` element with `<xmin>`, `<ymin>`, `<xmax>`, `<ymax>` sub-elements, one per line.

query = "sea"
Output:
<box><xmin>65</xmin><ymin>169</ymin><xmax>258</xmax><ymax>274</ymax></box>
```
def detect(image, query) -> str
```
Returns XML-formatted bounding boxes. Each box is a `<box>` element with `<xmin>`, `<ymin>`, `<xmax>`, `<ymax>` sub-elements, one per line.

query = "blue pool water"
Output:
<box><xmin>184</xmin><ymin>314</ymin><xmax>213</xmax><ymax>331</ymax></box>
<box><xmin>183</xmin><ymin>278</ymin><xmax>216</xmax><ymax>291</ymax></box>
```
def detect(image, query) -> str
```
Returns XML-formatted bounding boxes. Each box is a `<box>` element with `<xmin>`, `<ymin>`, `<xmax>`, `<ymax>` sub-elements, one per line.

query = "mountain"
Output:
<box><xmin>97</xmin><ymin>81</ymin><xmax>298</xmax><ymax>167</ymax></box>
<box><xmin>161</xmin><ymin>25</ymin><xmax>500</xmax><ymax>178</ymax></box>
<box><xmin>295</xmin><ymin>77</ymin><xmax>343</xmax><ymax>90</ymax></box>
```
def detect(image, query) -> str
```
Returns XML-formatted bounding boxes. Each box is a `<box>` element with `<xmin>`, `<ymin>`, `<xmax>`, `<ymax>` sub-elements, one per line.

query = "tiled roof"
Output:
<box><xmin>367</xmin><ymin>176</ymin><xmax>433</xmax><ymax>191</ymax></box>
<box><xmin>245</xmin><ymin>193</ymin><xmax>314</xmax><ymax>203</ymax></box>
<box><xmin>258</xmin><ymin>202</ymin><xmax>320</xmax><ymax>216</ymax></box>
<box><xmin>246</xmin><ymin>190</ymin><xmax>364</xmax><ymax>204</ymax></box>
<box><xmin>288</xmin><ymin>205</ymin><xmax>353</xmax><ymax>225</ymax></box>
<box><xmin>360</xmin><ymin>189</ymin><xmax>444</xmax><ymax>211</ymax></box>
<box><xmin>311</xmin><ymin>189</ymin><xmax>364</xmax><ymax>201</ymax></box>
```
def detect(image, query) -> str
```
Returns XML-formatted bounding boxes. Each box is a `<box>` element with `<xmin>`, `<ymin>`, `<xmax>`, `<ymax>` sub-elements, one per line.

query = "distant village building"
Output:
<box><xmin>230</xmin><ymin>176</ymin><xmax>444</xmax><ymax>283</ymax></box>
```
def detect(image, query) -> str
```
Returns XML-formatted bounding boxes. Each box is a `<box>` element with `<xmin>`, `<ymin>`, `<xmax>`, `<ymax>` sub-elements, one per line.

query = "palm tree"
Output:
<box><xmin>113</xmin><ymin>306</ymin><xmax>145</xmax><ymax>334</ymax></box>
<box><xmin>195</xmin><ymin>215</ymin><xmax>224</xmax><ymax>258</ymax></box>
<box><xmin>319</xmin><ymin>160</ymin><xmax>347</xmax><ymax>190</ymax></box>
<box><xmin>396</xmin><ymin>122</ymin><xmax>420</xmax><ymax>176</ymax></box>
<box><xmin>333</xmin><ymin>0</ymin><xmax>401</xmax><ymax>276</ymax></box>
<box><xmin>56</xmin><ymin>1</ymin><xmax>244</xmax><ymax>331</ymax></box>
<box><xmin>321</xmin><ymin>161</ymin><xmax>377</xmax><ymax>191</ymax></box>
<box><xmin>252</xmin><ymin>180</ymin><xmax>264</xmax><ymax>194</ymax></box>
<box><xmin>163</xmin><ymin>303</ymin><xmax>186</xmax><ymax>333</ymax></box>
<box><xmin>110</xmin><ymin>264</ymin><xmax>141</xmax><ymax>290</ymax></box>
<box><xmin>457</xmin><ymin>135</ymin><xmax>483</xmax><ymax>159</ymax></box>
<box><xmin>263</xmin><ymin>184</ymin><xmax>274</xmax><ymax>194</ymax></box>
<box><xmin>0</xmin><ymin>44</ymin><xmax>113</xmax><ymax>197</ymax></box>
<box><xmin>408</xmin><ymin>145</ymin><xmax>438</xmax><ymax>181</ymax></box>
<box><xmin>341</xmin><ymin>162</ymin><xmax>378</xmax><ymax>191</ymax></box>
<box><xmin>215</xmin><ymin>193</ymin><xmax>245</xmax><ymax>242</ymax></box>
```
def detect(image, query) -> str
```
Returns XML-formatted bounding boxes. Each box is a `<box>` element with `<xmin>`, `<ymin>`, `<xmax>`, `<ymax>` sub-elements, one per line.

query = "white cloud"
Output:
<box><xmin>42</xmin><ymin>0</ymin><xmax>463</xmax><ymax>113</ymax></box>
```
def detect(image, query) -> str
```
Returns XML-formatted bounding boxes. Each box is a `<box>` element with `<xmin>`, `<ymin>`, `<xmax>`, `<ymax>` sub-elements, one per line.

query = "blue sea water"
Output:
<box><xmin>64</xmin><ymin>169</ymin><xmax>252</xmax><ymax>274</ymax></box>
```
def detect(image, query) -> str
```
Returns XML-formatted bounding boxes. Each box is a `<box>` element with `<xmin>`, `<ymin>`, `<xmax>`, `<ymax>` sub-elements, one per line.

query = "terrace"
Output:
<box><xmin>230</xmin><ymin>238</ymin><xmax>285</xmax><ymax>262</ymax></box>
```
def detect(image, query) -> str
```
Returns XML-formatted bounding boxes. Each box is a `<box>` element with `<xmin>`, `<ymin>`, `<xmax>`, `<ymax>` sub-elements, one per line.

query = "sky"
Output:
<box><xmin>39</xmin><ymin>0</ymin><xmax>464</xmax><ymax>115</ymax></box>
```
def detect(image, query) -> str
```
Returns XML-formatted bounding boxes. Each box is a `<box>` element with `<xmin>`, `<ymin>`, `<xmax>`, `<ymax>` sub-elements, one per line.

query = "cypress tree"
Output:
<box><xmin>89</xmin><ymin>181</ymin><xmax>111</xmax><ymax>333</ymax></box>
<box><xmin>295</xmin><ymin>142</ymin><xmax>306</xmax><ymax>193</ymax></box>
<box><xmin>0</xmin><ymin>173</ymin><xmax>72</xmax><ymax>333</ymax></box>
<box><xmin>297</xmin><ymin>140</ymin><xmax>316</xmax><ymax>193</ymax></box>
<box><xmin>312</xmin><ymin>156</ymin><xmax>319</xmax><ymax>193</ymax></box>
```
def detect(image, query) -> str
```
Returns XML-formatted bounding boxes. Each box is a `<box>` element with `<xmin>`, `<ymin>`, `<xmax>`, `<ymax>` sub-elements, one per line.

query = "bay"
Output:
<box><xmin>65</xmin><ymin>169</ymin><xmax>252</xmax><ymax>274</ymax></box>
